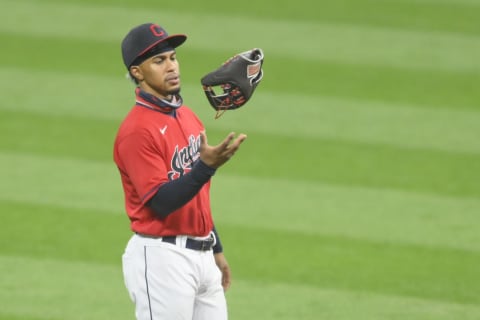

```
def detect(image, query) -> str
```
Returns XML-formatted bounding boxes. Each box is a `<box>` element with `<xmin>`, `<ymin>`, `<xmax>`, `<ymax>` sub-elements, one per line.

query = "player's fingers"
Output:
<box><xmin>234</xmin><ymin>133</ymin><xmax>247</xmax><ymax>145</ymax></box>
<box><xmin>218</xmin><ymin>132</ymin><xmax>236</xmax><ymax>150</ymax></box>
<box><xmin>227</xmin><ymin>134</ymin><xmax>247</xmax><ymax>153</ymax></box>
<box><xmin>223</xmin><ymin>274</ymin><xmax>231</xmax><ymax>291</ymax></box>
<box><xmin>221</xmin><ymin>265</ymin><xmax>232</xmax><ymax>291</ymax></box>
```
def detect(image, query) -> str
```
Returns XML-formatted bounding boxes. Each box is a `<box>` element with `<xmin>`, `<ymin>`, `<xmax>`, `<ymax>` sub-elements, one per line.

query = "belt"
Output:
<box><xmin>136</xmin><ymin>233</ymin><xmax>215</xmax><ymax>251</ymax></box>
<box><xmin>162</xmin><ymin>235</ymin><xmax>215</xmax><ymax>251</ymax></box>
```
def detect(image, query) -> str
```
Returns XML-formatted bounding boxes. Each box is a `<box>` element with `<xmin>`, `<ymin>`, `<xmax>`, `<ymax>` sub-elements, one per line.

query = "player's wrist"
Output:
<box><xmin>190</xmin><ymin>160</ymin><xmax>217</xmax><ymax>183</ymax></box>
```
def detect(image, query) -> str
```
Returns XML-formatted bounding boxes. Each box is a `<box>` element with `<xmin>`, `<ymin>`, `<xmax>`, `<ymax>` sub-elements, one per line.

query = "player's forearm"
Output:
<box><xmin>146</xmin><ymin>160</ymin><xmax>216</xmax><ymax>218</ymax></box>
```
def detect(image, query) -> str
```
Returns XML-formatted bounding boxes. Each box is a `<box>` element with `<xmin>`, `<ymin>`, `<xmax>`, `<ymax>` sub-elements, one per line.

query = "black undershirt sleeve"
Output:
<box><xmin>212</xmin><ymin>226</ymin><xmax>223</xmax><ymax>254</ymax></box>
<box><xmin>146</xmin><ymin>160</ymin><xmax>216</xmax><ymax>218</ymax></box>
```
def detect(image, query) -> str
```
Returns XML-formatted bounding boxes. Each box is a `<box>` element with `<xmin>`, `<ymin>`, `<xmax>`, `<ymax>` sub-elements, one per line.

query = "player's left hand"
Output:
<box><xmin>214</xmin><ymin>252</ymin><xmax>231</xmax><ymax>291</ymax></box>
<box><xmin>199</xmin><ymin>131</ymin><xmax>247</xmax><ymax>169</ymax></box>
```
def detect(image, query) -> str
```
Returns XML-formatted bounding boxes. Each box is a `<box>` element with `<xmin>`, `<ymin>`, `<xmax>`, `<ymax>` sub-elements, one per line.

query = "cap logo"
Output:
<box><xmin>150</xmin><ymin>24</ymin><xmax>165</xmax><ymax>37</ymax></box>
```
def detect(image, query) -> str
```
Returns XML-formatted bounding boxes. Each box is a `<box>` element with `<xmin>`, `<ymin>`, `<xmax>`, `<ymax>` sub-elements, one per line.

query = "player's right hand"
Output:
<box><xmin>199</xmin><ymin>131</ymin><xmax>247</xmax><ymax>169</ymax></box>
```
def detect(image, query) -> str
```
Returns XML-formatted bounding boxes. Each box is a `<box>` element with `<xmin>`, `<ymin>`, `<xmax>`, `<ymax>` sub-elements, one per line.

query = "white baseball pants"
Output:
<box><xmin>122</xmin><ymin>234</ymin><xmax>228</xmax><ymax>320</ymax></box>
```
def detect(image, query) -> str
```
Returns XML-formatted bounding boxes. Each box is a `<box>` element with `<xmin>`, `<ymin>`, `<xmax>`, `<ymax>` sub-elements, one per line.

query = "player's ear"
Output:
<box><xmin>129</xmin><ymin>66</ymin><xmax>143</xmax><ymax>82</ymax></box>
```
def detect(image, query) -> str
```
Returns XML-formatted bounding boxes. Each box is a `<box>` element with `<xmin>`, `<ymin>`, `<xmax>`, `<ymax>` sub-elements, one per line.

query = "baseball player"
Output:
<box><xmin>113</xmin><ymin>23</ymin><xmax>247</xmax><ymax>320</ymax></box>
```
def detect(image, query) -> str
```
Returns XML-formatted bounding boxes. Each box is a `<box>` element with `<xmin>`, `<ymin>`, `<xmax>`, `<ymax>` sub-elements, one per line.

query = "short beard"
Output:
<box><xmin>167</xmin><ymin>87</ymin><xmax>181</xmax><ymax>96</ymax></box>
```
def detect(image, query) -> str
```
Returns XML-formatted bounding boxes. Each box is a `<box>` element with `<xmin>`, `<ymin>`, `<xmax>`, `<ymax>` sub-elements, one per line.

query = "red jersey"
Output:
<box><xmin>113</xmin><ymin>92</ymin><xmax>213</xmax><ymax>237</ymax></box>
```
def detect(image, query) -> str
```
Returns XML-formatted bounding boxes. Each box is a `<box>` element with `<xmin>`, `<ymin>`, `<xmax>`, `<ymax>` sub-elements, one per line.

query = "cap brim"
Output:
<box><xmin>138</xmin><ymin>34</ymin><xmax>187</xmax><ymax>57</ymax></box>
<box><xmin>166</xmin><ymin>34</ymin><xmax>187</xmax><ymax>48</ymax></box>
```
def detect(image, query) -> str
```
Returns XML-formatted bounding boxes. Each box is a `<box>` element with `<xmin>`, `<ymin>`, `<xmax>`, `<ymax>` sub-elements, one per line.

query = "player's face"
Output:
<box><xmin>131</xmin><ymin>50</ymin><xmax>181</xmax><ymax>99</ymax></box>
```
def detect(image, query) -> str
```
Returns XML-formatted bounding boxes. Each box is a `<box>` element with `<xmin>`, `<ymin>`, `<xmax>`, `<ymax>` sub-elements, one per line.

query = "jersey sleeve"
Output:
<box><xmin>116</xmin><ymin>129</ymin><xmax>168</xmax><ymax>204</ymax></box>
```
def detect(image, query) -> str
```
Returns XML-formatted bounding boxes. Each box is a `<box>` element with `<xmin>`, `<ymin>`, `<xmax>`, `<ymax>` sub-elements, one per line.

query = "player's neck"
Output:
<box><xmin>135</xmin><ymin>88</ymin><xmax>183</xmax><ymax>113</ymax></box>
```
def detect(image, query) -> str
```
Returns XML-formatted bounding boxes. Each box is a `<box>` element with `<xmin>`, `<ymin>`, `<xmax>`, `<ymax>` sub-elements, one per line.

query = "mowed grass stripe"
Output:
<box><xmin>211</xmin><ymin>175</ymin><xmax>480</xmax><ymax>253</ymax></box>
<box><xmin>2</xmin><ymin>32</ymin><xmax>480</xmax><ymax>110</ymax></box>
<box><xmin>2</xmin><ymin>112</ymin><xmax>480</xmax><ymax>198</ymax></box>
<box><xmin>1</xmin><ymin>151</ymin><xmax>479</xmax><ymax>252</ymax></box>
<box><xmin>237</xmin><ymin>132</ymin><xmax>480</xmax><ymax>198</ymax></box>
<box><xmin>208</xmin><ymin>93</ymin><xmax>480</xmax><ymax>155</ymax></box>
<box><xmin>31</xmin><ymin>0</ymin><xmax>480</xmax><ymax>36</ymax></box>
<box><xmin>194</xmin><ymin>225</ymin><xmax>480</xmax><ymax>305</ymax></box>
<box><xmin>2</xmin><ymin>1</ymin><xmax>480</xmax><ymax>72</ymax></box>
<box><xmin>0</xmin><ymin>200</ymin><xmax>128</xmax><ymax>264</ymax></box>
<box><xmin>2</xmin><ymin>68</ymin><xmax>480</xmax><ymax>155</ymax></box>
<box><xmin>2</xmin><ymin>108</ymin><xmax>480</xmax><ymax>198</ymax></box>
<box><xmin>3</xmin><ymin>256</ymin><xmax>478</xmax><ymax>320</ymax></box>
<box><xmin>0</xmin><ymin>255</ymin><xmax>131</xmax><ymax>320</ymax></box>
<box><xmin>1</xmin><ymin>202</ymin><xmax>479</xmax><ymax>305</ymax></box>
<box><xmin>0</xmin><ymin>152</ymin><xmax>124</xmax><ymax>213</ymax></box>
<box><xmin>1</xmin><ymin>67</ymin><xmax>480</xmax><ymax>154</ymax></box>
<box><xmin>0</xmin><ymin>109</ymin><xmax>119</xmax><ymax>162</ymax></box>
<box><xmin>228</xmin><ymin>280</ymin><xmax>480</xmax><ymax>320</ymax></box>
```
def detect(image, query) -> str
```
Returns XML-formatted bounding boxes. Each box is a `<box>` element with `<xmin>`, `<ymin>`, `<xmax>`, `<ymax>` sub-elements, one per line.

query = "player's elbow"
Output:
<box><xmin>146</xmin><ymin>197</ymin><xmax>174</xmax><ymax>219</ymax></box>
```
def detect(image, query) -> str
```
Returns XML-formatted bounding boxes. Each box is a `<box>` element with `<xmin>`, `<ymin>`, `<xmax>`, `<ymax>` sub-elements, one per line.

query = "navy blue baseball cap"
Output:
<box><xmin>121</xmin><ymin>23</ymin><xmax>187</xmax><ymax>69</ymax></box>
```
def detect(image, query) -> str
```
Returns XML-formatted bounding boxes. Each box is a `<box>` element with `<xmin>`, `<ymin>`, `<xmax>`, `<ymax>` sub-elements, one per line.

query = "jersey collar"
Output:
<box><xmin>135</xmin><ymin>87</ymin><xmax>183</xmax><ymax>113</ymax></box>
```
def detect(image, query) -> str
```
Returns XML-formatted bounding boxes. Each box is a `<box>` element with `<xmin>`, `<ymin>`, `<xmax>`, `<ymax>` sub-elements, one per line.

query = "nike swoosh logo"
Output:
<box><xmin>159</xmin><ymin>125</ymin><xmax>167</xmax><ymax>135</ymax></box>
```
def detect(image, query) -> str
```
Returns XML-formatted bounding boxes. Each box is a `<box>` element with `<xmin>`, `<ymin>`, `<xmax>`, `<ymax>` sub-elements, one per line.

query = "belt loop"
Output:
<box><xmin>178</xmin><ymin>235</ymin><xmax>187</xmax><ymax>248</ymax></box>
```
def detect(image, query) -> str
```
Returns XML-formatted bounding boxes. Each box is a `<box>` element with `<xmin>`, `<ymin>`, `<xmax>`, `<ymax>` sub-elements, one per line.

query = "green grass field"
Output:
<box><xmin>1</xmin><ymin>0</ymin><xmax>480</xmax><ymax>319</ymax></box>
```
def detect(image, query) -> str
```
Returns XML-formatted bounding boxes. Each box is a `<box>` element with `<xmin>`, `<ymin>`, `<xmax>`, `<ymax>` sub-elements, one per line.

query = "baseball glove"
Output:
<box><xmin>201</xmin><ymin>48</ymin><xmax>264</xmax><ymax>118</ymax></box>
